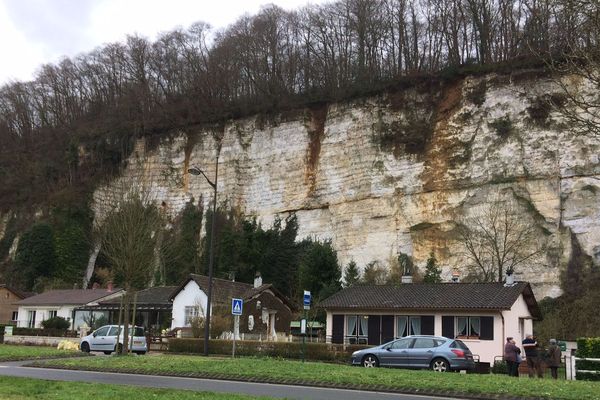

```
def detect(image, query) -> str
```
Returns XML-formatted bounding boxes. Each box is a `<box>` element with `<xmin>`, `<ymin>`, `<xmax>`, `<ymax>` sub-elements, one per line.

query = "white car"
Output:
<box><xmin>80</xmin><ymin>325</ymin><xmax>147</xmax><ymax>355</ymax></box>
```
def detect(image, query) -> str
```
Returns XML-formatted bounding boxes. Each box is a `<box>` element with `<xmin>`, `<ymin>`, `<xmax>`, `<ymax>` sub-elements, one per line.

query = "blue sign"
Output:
<box><xmin>303</xmin><ymin>290</ymin><xmax>311</xmax><ymax>310</ymax></box>
<box><xmin>232</xmin><ymin>298</ymin><xmax>243</xmax><ymax>316</ymax></box>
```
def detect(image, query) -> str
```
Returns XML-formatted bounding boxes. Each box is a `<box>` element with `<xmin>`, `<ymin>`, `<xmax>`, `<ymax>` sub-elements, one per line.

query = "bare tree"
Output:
<box><xmin>456</xmin><ymin>198</ymin><xmax>544</xmax><ymax>283</ymax></box>
<box><xmin>96</xmin><ymin>181</ymin><xmax>166</xmax><ymax>354</ymax></box>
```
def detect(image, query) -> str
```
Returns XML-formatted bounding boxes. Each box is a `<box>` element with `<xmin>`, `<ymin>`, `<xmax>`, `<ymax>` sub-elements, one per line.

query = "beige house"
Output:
<box><xmin>0</xmin><ymin>285</ymin><xmax>33</xmax><ymax>325</ymax></box>
<box><xmin>319</xmin><ymin>282</ymin><xmax>541</xmax><ymax>365</ymax></box>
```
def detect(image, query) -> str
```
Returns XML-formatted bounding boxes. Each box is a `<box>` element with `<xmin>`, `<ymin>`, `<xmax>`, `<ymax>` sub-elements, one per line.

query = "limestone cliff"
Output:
<box><xmin>91</xmin><ymin>71</ymin><xmax>600</xmax><ymax>299</ymax></box>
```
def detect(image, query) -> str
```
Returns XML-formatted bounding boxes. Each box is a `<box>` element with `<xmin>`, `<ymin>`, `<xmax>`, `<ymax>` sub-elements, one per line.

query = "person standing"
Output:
<box><xmin>546</xmin><ymin>339</ymin><xmax>562</xmax><ymax>379</ymax></box>
<box><xmin>522</xmin><ymin>334</ymin><xmax>543</xmax><ymax>378</ymax></box>
<box><xmin>504</xmin><ymin>337</ymin><xmax>521</xmax><ymax>377</ymax></box>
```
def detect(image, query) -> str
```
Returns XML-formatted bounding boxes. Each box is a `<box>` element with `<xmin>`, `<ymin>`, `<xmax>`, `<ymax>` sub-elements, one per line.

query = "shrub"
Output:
<box><xmin>168</xmin><ymin>339</ymin><xmax>369</xmax><ymax>363</ymax></box>
<box><xmin>576</xmin><ymin>337</ymin><xmax>600</xmax><ymax>381</ymax></box>
<box><xmin>491</xmin><ymin>360</ymin><xmax>508</xmax><ymax>374</ymax></box>
<box><xmin>488</xmin><ymin>116</ymin><xmax>513</xmax><ymax>138</ymax></box>
<box><xmin>527</xmin><ymin>96</ymin><xmax>552</xmax><ymax>126</ymax></box>
<box><xmin>41</xmin><ymin>316</ymin><xmax>70</xmax><ymax>330</ymax></box>
<box><xmin>466</xmin><ymin>81</ymin><xmax>487</xmax><ymax>106</ymax></box>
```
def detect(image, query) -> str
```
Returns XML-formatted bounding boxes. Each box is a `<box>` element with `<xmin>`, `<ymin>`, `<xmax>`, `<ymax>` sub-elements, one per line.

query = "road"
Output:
<box><xmin>0</xmin><ymin>360</ymin><xmax>461</xmax><ymax>400</ymax></box>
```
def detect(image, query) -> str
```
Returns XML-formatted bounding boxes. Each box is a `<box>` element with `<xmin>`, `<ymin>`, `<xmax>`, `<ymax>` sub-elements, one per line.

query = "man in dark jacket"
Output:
<box><xmin>522</xmin><ymin>334</ymin><xmax>543</xmax><ymax>378</ymax></box>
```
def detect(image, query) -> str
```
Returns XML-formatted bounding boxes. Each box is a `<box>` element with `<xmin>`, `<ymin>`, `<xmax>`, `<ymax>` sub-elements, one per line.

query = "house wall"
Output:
<box><xmin>16</xmin><ymin>306</ymin><xmax>76</xmax><ymax>329</ymax></box>
<box><xmin>0</xmin><ymin>288</ymin><xmax>22</xmax><ymax>324</ymax></box>
<box><xmin>171</xmin><ymin>280</ymin><xmax>208</xmax><ymax>329</ymax></box>
<box><xmin>326</xmin><ymin>293</ymin><xmax>534</xmax><ymax>365</ymax></box>
<box><xmin>241</xmin><ymin>291</ymin><xmax>293</xmax><ymax>335</ymax></box>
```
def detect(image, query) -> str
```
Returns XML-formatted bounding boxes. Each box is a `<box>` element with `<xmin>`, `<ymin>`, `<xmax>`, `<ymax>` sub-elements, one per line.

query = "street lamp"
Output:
<box><xmin>188</xmin><ymin>155</ymin><xmax>218</xmax><ymax>357</ymax></box>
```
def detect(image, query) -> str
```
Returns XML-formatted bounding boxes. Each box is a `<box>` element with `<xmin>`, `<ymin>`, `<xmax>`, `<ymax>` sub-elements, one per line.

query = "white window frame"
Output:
<box><xmin>184</xmin><ymin>306</ymin><xmax>199</xmax><ymax>326</ymax></box>
<box><xmin>455</xmin><ymin>316</ymin><xmax>481</xmax><ymax>338</ymax></box>
<box><xmin>395</xmin><ymin>315</ymin><xmax>422</xmax><ymax>338</ymax></box>
<box><xmin>11</xmin><ymin>311</ymin><xmax>18</xmax><ymax>322</ymax></box>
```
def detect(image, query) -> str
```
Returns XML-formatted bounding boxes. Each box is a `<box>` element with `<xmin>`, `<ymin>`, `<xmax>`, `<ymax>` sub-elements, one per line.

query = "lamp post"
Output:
<box><xmin>188</xmin><ymin>155</ymin><xmax>218</xmax><ymax>357</ymax></box>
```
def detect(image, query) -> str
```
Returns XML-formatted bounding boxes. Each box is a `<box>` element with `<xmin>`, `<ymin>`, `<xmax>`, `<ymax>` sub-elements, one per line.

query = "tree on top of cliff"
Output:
<box><xmin>456</xmin><ymin>197</ymin><xmax>544</xmax><ymax>283</ymax></box>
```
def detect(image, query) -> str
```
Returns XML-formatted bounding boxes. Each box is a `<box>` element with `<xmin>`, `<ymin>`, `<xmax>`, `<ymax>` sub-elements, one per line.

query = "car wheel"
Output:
<box><xmin>103</xmin><ymin>351</ymin><xmax>112</xmax><ymax>355</ymax></box>
<box><xmin>135</xmin><ymin>351</ymin><xmax>146</xmax><ymax>355</ymax></box>
<box><xmin>81</xmin><ymin>342</ymin><xmax>90</xmax><ymax>353</ymax></box>
<box><xmin>115</xmin><ymin>343</ymin><xmax>123</xmax><ymax>354</ymax></box>
<box><xmin>431</xmin><ymin>358</ymin><xmax>449</xmax><ymax>372</ymax></box>
<box><xmin>362</xmin><ymin>354</ymin><xmax>379</xmax><ymax>368</ymax></box>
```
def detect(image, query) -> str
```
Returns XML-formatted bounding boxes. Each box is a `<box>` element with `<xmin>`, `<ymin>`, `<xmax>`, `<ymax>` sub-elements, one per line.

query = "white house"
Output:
<box><xmin>170</xmin><ymin>273</ymin><xmax>296</xmax><ymax>338</ymax></box>
<box><xmin>15</xmin><ymin>287</ymin><xmax>124</xmax><ymax>330</ymax></box>
<box><xmin>319</xmin><ymin>282</ymin><xmax>541</xmax><ymax>365</ymax></box>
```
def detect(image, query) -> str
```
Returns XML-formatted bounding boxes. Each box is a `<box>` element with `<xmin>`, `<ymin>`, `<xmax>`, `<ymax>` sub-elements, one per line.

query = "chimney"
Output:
<box><xmin>401</xmin><ymin>275</ymin><xmax>413</xmax><ymax>284</ymax></box>
<box><xmin>254</xmin><ymin>272</ymin><xmax>263</xmax><ymax>289</ymax></box>
<box><xmin>451</xmin><ymin>268</ymin><xmax>460</xmax><ymax>283</ymax></box>
<box><xmin>107</xmin><ymin>281</ymin><xmax>113</xmax><ymax>292</ymax></box>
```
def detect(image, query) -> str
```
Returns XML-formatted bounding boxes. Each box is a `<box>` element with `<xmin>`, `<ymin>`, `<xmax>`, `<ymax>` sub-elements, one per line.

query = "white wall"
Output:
<box><xmin>171</xmin><ymin>280</ymin><xmax>208</xmax><ymax>330</ymax></box>
<box><xmin>17</xmin><ymin>306</ymin><xmax>76</xmax><ymax>329</ymax></box>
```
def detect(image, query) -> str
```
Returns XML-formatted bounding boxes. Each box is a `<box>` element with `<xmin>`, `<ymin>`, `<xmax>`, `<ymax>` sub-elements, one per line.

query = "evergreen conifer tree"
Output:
<box><xmin>423</xmin><ymin>251</ymin><xmax>442</xmax><ymax>283</ymax></box>
<box><xmin>343</xmin><ymin>260</ymin><xmax>360</xmax><ymax>287</ymax></box>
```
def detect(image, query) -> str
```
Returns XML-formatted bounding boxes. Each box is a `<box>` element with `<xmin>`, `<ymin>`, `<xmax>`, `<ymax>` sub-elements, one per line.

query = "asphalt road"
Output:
<box><xmin>0</xmin><ymin>360</ymin><xmax>461</xmax><ymax>400</ymax></box>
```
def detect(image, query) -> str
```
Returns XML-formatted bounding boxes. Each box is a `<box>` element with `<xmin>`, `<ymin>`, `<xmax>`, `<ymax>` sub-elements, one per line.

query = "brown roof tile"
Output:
<box><xmin>16</xmin><ymin>289</ymin><xmax>123</xmax><ymax>306</ymax></box>
<box><xmin>319</xmin><ymin>282</ymin><xmax>541</xmax><ymax>318</ymax></box>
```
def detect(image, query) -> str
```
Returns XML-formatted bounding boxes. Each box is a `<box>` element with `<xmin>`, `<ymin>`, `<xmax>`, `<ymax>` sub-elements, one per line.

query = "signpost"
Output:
<box><xmin>231</xmin><ymin>298</ymin><xmax>243</xmax><ymax>357</ymax></box>
<box><xmin>301</xmin><ymin>290</ymin><xmax>311</xmax><ymax>363</ymax></box>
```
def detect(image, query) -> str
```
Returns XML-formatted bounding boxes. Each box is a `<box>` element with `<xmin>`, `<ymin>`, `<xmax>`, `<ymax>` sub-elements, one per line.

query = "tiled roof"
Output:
<box><xmin>99</xmin><ymin>286</ymin><xmax>177</xmax><ymax>306</ymax></box>
<box><xmin>16</xmin><ymin>288</ymin><xmax>123</xmax><ymax>306</ymax></box>
<box><xmin>0</xmin><ymin>284</ymin><xmax>34</xmax><ymax>299</ymax></box>
<box><xmin>319</xmin><ymin>282</ymin><xmax>541</xmax><ymax>318</ymax></box>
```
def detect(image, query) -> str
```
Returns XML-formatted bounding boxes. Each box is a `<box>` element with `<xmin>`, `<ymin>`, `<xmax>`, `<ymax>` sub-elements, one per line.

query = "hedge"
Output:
<box><xmin>12</xmin><ymin>327</ymin><xmax>78</xmax><ymax>338</ymax></box>
<box><xmin>168</xmin><ymin>339</ymin><xmax>368</xmax><ymax>363</ymax></box>
<box><xmin>576</xmin><ymin>337</ymin><xmax>600</xmax><ymax>381</ymax></box>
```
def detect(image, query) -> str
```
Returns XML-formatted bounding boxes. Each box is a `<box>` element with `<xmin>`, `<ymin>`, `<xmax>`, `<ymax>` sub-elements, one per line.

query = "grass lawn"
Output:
<box><xmin>0</xmin><ymin>376</ymin><xmax>273</xmax><ymax>399</ymax></box>
<box><xmin>36</xmin><ymin>354</ymin><xmax>600</xmax><ymax>400</ymax></box>
<box><xmin>0</xmin><ymin>344</ymin><xmax>79</xmax><ymax>361</ymax></box>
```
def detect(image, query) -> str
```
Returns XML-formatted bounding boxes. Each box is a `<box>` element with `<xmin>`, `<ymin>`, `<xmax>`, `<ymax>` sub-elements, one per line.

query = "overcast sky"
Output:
<box><xmin>0</xmin><ymin>0</ymin><xmax>323</xmax><ymax>85</ymax></box>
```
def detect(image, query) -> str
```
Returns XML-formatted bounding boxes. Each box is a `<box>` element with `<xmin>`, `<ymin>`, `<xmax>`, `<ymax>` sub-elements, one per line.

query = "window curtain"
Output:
<box><xmin>410</xmin><ymin>316</ymin><xmax>421</xmax><ymax>335</ymax></box>
<box><xmin>347</xmin><ymin>316</ymin><xmax>357</xmax><ymax>336</ymax></box>
<box><xmin>470</xmin><ymin>317</ymin><xmax>481</xmax><ymax>336</ymax></box>
<box><xmin>359</xmin><ymin>316</ymin><xmax>368</xmax><ymax>336</ymax></box>
<box><xmin>457</xmin><ymin>317</ymin><xmax>468</xmax><ymax>336</ymax></box>
<box><xmin>396</xmin><ymin>316</ymin><xmax>407</xmax><ymax>338</ymax></box>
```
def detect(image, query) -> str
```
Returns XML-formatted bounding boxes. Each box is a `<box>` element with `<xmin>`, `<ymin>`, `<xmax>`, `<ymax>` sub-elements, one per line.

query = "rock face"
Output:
<box><xmin>92</xmin><ymin>72</ymin><xmax>600</xmax><ymax>299</ymax></box>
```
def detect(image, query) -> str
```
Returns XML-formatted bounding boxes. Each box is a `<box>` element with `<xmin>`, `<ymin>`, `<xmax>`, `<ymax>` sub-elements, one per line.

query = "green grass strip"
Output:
<box><xmin>0</xmin><ymin>344</ymin><xmax>81</xmax><ymax>361</ymax></box>
<box><xmin>36</xmin><ymin>354</ymin><xmax>600</xmax><ymax>400</ymax></box>
<box><xmin>0</xmin><ymin>375</ymin><xmax>275</xmax><ymax>400</ymax></box>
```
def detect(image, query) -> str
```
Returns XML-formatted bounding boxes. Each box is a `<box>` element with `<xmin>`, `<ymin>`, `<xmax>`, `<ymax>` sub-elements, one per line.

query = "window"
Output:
<box><xmin>108</xmin><ymin>327</ymin><xmax>120</xmax><ymax>336</ymax></box>
<box><xmin>389</xmin><ymin>338</ymin><xmax>412</xmax><ymax>349</ymax></box>
<box><xmin>11</xmin><ymin>311</ymin><xmax>18</xmax><ymax>322</ymax></box>
<box><xmin>346</xmin><ymin>315</ymin><xmax>368</xmax><ymax>344</ymax></box>
<box><xmin>184</xmin><ymin>306</ymin><xmax>199</xmax><ymax>325</ymax></box>
<box><xmin>396</xmin><ymin>316</ymin><xmax>421</xmax><ymax>338</ymax></box>
<box><xmin>413</xmin><ymin>338</ymin><xmax>437</xmax><ymax>349</ymax></box>
<box><xmin>27</xmin><ymin>311</ymin><xmax>36</xmax><ymax>328</ymax></box>
<box><xmin>94</xmin><ymin>326</ymin><xmax>110</xmax><ymax>336</ymax></box>
<box><xmin>456</xmin><ymin>316</ymin><xmax>481</xmax><ymax>338</ymax></box>
<box><xmin>48</xmin><ymin>310</ymin><xmax>57</xmax><ymax>319</ymax></box>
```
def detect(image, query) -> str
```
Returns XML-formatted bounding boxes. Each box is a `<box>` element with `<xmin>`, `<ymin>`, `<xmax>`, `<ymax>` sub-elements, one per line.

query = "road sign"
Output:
<box><xmin>303</xmin><ymin>290</ymin><xmax>311</xmax><ymax>310</ymax></box>
<box><xmin>231</xmin><ymin>298</ymin><xmax>243</xmax><ymax>316</ymax></box>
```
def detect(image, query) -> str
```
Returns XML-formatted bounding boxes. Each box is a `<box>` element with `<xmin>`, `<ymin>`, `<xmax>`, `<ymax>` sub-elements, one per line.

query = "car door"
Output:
<box><xmin>89</xmin><ymin>326</ymin><xmax>111</xmax><ymax>351</ymax></box>
<box><xmin>380</xmin><ymin>338</ymin><xmax>413</xmax><ymax>367</ymax></box>
<box><xmin>407</xmin><ymin>337</ymin><xmax>437</xmax><ymax>368</ymax></box>
<box><xmin>105</xmin><ymin>326</ymin><xmax>120</xmax><ymax>350</ymax></box>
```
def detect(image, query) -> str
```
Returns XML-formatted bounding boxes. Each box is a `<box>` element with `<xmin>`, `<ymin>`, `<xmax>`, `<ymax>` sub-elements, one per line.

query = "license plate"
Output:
<box><xmin>133</xmin><ymin>341</ymin><xmax>143</xmax><ymax>345</ymax></box>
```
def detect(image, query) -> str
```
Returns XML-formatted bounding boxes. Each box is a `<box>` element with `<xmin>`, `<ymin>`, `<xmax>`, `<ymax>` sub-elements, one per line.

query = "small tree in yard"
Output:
<box><xmin>456</xmin><ymin>197</ymin><xmax>543</xmax><ymax>283</ymax></box>
<box><xmin>423</xmin><ymin>252</ymin><xmax>442</xmax><ymax>283</ymax></box>
<box><xmin>97</xmin><ymin>186</ymin><xmax>165</xmax><ymax>354</ymax></box>
<box><xmin>41</xmin><ymin>316</ymin><xmax>70</xmax><ymax>331</ymax></box>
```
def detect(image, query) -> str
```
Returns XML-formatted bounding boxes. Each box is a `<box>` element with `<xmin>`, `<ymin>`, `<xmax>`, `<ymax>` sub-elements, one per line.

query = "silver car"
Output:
<box><xmin>351</xmin><ymin>335</ymin><xmax>475</xmax><ymax>372</ymax></box>
<box><xmin>80</xmin><ymin>325</ymin><xmax>147</xmax><ymax>355</ymax></box>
